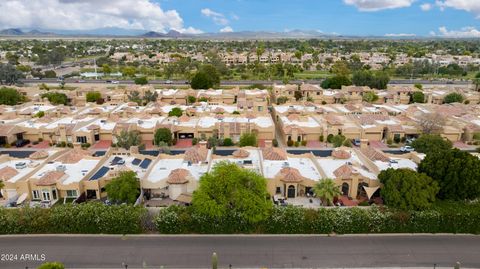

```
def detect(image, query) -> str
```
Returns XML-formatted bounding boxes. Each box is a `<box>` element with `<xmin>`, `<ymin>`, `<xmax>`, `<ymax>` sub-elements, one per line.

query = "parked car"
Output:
<box><xmin>15</xmin><ymin>139</ymin><xmax>30</xmax><ymax>148</ymax></box>
<box><xmin>165</xmin><ymin>80</ymin><xmax>173</xmax><ymax>84</ymax></box>
<box><xmin>352</xmin><ymin>139</ymin><xmax>361</xmax><ymax>146</ymax></box>
<box><xmin>111</xmin><ymin>81</ymin><xmax>119</xmax><ymax>84</ymax></box>
<box><xmin>400</xmin><ymin>146</ymin><xmax>414</xmax><ymax>152</ymax></box>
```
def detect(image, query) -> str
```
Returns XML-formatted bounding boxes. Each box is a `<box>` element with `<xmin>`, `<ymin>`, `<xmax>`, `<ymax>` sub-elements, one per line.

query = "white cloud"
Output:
<box><xmin>343</xmin><ymin>0</ymin><xmax>416</xmax><ymax>11</ymax></box>
<box><xmin>421</xmin><ymin>3</ymin><xmax>433</xmax><ymax>11</ymax></box>
<box><xmin>220</xmin><ymin>26</ymin><xmax>234</xmax><ymax>33</ymax></box>
<box><xmin>433</xmin><ymin>26</ymin><xmax>480</xmax><ymax>38</ymax></box>
<box><xmin>0</xmin><ymin>0</ymin><xmax>200</xmax><ymax>33</ymax></box>
<box><xmin>385</xmin><ymin>33</ymin><xmax>417</xmax><ymax>36</ymax></box>
<box><xmin>201</xmin><ymin>8</ymin><xmax>229</xmax><ymax>25</ymax></box>
<box><xmin>436</xmin><ymin>0</ymin><xmax>480</xmax><ymax>18</ymax></box>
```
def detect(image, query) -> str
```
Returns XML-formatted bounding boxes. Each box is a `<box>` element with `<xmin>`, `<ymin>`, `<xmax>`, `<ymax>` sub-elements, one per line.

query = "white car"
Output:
<box><xmin>400</xmin><ymin>146</ymin><xmax>414</xmax><ymax>152</ymax></box>
<box><xmin>111</xmin><ymin>81</ymin><xmax>119</xmax><ymax>84</ymax></box>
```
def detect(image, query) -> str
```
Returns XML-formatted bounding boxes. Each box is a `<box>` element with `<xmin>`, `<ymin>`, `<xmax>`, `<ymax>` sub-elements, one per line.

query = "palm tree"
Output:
<box><xmin>313</xmin><ymin>178</ymin><xmax>342</xmax><ymax>206</ymax></box>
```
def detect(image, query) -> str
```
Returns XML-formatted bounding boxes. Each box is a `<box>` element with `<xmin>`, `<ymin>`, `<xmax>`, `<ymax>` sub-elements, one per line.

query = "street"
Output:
<box><xmin>0</xmin><ymin>235</ymin><xmax>479</xmax><ymax>269</ymax></box>
<box><xmin>19</xmin><ymin>78</ymin><xmax>472</xmax><ymax>86</ymax></box>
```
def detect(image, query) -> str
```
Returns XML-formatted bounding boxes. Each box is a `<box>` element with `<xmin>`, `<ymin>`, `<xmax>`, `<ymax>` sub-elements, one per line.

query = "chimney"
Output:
<box><xmin>265</xmin><ymin>140</ymin><xmax>273</xmax><ymax>148</ymax></box>
<box><xmin>360</xmin><ymin>139</ymin><xmax>369</xmax><ymax>150</ymax></box>
<box><xmin>199</xmin><ymin>141</ymin><xmax>207</xmax><ymax>149</ymax></box>
<box><xmin>73</xmin><ymin>142</ymin><xmax>82</xmax><ymax>150</ymax></box>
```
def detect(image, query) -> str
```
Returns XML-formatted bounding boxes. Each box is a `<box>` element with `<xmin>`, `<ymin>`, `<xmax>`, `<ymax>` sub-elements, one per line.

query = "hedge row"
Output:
<box><xmin>154</xmin><ymin>203</ymin><xmax>480</xmax><ymax>234</ymax></box>
<box><xmin>0</xmin><ymin>203</ymin><xmax>147</xmax><ymax>234</ymax></box>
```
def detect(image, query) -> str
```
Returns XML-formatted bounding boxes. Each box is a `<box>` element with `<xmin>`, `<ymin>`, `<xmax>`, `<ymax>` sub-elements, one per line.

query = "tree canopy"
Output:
<box><xmin>191</xmin><ymin>64</ymin><xmax>221</xmax><ymax>89</ymax></box>
<box><xmin>418</xmin><ymin>149</ymin><xmax>480</xmax><ymax>201</ymax></box>
<box><xmin>168</xmin><ymin>107</ymin><xmax>183</xmax><ymax>117</ymax></box>
<box><xmin>379</xmin><ymin>168</ymin><xmax>439</xmax><ymax>210</ymax></box>
<box><xmin>411</xmin><ymin>91</ymin><xmax>425</xmax><ymax>103</ymax></box>
<box><xmin>321</xmin><ymin>75</ymin><xmax>352</xmax><ymax>89</ymax></box>
<box><xmin>105</xmin><ymin>171</ymin><xmax>140</xmax><ymax>204</ymax></box>
<box><xmin>443</xmin><ymin>92</ymin><xmax>464</xmax><ymax>104</ymax></box>
<box><xmin>41</xmin><ymin>92</ymin><xmax>68</xmax><ymax>105</ymax></box>
<box><xmin>352</xmin><ymin>70</ymin><xmax>390</xmax><ymax>89</ymax></box>
<box><xmin>313</xmin><ymin>179</ymin><xmax>342</xmax><ymax>206</ymax></box>
<box><xmin>192</xmin><ymin>161</ymin><xmax>271</xmax><ymax>223</ymax></box>
<box><xmin>0</xmin><ymin>87</ymin><xmax>25</xmax><ymax>105</ymax></box>
<box><xmin>239</xmin><ymin>132</ymin><xmax>257</xmax><ymax>147</ymax></box>
<box><xmin>411</xmin><ymin>134</ymin><xmax>452</xmax><ymax>155</ymax></box>
<box><xmin>154</xmin><ymin>128</ymin><xmax>173</xmax><ymax>146</ymax></box>
<box><xmin>115</xmin><ymin>130</ymin><xmax>141</xmax><ymax>150</ymax></box>
<box><xmin>134</xmin><ymin>76</ymin><xmax>148</xmax><ymax>85</ymax></box>
<box><xmin>86</xmin><ymin>91</ymin><xmax>101</xmax><ymax>103</ymax></box>
<box><xmin>362</xmin><ymin>91</ymin><xmax>379</xmax><ymax>103</ymax></box>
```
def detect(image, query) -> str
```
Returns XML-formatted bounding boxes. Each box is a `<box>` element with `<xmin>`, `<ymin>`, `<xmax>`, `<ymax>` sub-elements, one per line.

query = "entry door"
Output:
<box><xmin>287</xmin><ymin>185</ymin><xmax>296</xmax><ymax>198</ymax></box>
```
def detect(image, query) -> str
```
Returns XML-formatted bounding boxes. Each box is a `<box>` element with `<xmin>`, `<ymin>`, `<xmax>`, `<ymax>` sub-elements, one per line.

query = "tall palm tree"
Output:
<box><xmin>313</xmin><ymin>178</ymin><xmax>342</xmax><ymax>206</ymax></box>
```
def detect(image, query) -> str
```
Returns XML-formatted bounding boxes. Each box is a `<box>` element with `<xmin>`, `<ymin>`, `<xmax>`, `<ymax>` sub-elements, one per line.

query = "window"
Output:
<box><xmin>32</xmin><ymin>190</ymin><xmax>40</xmax><ymax>200</ymax></box>
<box><xmin>257</xmin><ymin>106</ymin><xmax>263</xmax><ymax>112</ymax></box>
<box><xmin>66</xmin><ymin>190</ymin><xmax>78</xmax><ymax>198</ymax></box>
<box><xmin>76</xmin><ymin>136</ymin><xmax>87</xmax><ymax>143</ymax></box>
<box><xmin>42</xmin><ymin>190</ymin><xmax>51</xmax><ymax>201</ymax></box>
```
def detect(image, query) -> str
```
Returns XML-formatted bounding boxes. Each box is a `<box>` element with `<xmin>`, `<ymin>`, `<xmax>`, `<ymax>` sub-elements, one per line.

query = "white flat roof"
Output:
<box><xmin>34</xmin><ymin>159</ymin><xmax>100</xmax><ymax>185</ymax></box>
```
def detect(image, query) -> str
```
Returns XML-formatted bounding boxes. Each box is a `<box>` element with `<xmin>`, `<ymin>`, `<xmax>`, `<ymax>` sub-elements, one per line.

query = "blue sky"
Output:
<box><xmin>1</xmin><ymin>0</ymin><xmax>479</xmax><ymax>37</ymax></box>
<box><xmin>159</xmin><ymin>0</ymin><xmax>480</xmax><ymax>37</ymax></box>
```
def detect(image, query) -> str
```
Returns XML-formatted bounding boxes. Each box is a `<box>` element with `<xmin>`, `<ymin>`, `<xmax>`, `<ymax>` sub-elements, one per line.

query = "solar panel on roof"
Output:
<box><xmin>89</xmin><ymin>166</ymin><xmax>110</xmax><ymax>181</ymax></box>
<box><xmin>139</xmin><ymin>158</ymin><xmax>152</xmax><ymax>169</ymax></box>
<box><xmin>131</xmin><ymin>158</ymin><xmax>142</xmax><ymax>166</ymax></box>
<box><xmin>111</xmin><ymin>156</ymin><xmax>122</xmax><ymax>165</ymax></box>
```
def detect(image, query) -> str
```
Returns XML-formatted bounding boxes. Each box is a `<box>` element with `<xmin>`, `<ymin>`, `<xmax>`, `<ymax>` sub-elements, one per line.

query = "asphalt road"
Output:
<box><xmin>20</xmin><ymin>78</ymin><xmax>472</xmax><ymax>86</ymax></box>
<box><xmin>0</xmin><ymin>235</ymin><xmax>479</xmax><ymax>269</ymax></box>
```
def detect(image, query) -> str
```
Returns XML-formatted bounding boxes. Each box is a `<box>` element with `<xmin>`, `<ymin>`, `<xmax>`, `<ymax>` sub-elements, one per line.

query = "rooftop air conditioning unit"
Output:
<box><xmin>56</xmin><ymin>165</ymin><xmax>67</xmax><ymax>172</ymax></box>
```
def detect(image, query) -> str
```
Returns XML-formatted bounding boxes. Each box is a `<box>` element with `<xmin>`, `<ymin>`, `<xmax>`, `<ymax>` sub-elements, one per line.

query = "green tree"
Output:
<box><xmin>86</xmin><ymin>91</ymin><xmax>101</xmax><ymax>103</ymax></box>
<box><xmin>411</xmin><ymin>91</ymin><xmax>425</xmax><ymax>103</ymax></box>
<box><xmin>362</xmin><ymin>91</ymin><xmax>379</xmax><ymax>103</ymax></box>
<box><xmin>239</xmin><ymin>132</ymin><xmax>257</xmax><ymax>147</ymax></box>
<box><xmin>143</xmin><ymin>90</ymin><xmax>158</xmax><ymax>104</ymax></box>
<box><xmin>44</xmin><ymin>70</ymin><xmax>57</xmax><ymax>78</ymax></box>
<box><xmin>190</xmin><ymin>64</ymin><xmax>220</xmax><ymax>89</ymax></box>
<box><xmin>41</xmin><ymin>92</ymin><xmax>68</xmax><ymax>105</ymax></box>
<box><xmin>192</xmin><ymin>161</ymin><xmax>271</xmax><ymax>223</ymax></box>
<box><xmin>379</xmin><ymin>168</ymin><xmax>439</xmax><ymax>210</ymax></box>
<box><xmin>187</xmin><ymin>95</ymin><xmax>197</xmax><ymax>104</ymax></box>
<box><xmin>169</xmin><ymin>107</ymin><xmax>183</xmax><ymax>117</ymax></box>
<box><xmin>105</xmin><ymin>171</ymin><xmax>140</xmax><ymax>204</ymax></box>
<box><xmin>0</xmin><ymin>87</ymin><xmax>24</xmax><ymax>105</ymax></box>
<box><xmin>414</xmin><ymin>83</ymin><xmax>423</xmax><ymax>90</ymax></box>
<box><xmin>121</xmin><ymin>66</ymin><xmax>137</xmax><ymax>77</ymax></box>
<box><xmin>134</xmin><ymin>76</ymin><xmax>148</xmax><ymax>85</ymax></box>
<box><xmin>115</xmin><ymin>130</ymin><xmax>141</xmax><ymax>150</ymax></box>
<box><xmin>313</xmin><ymin>178</ymin><xmax>342</xmax><ymax>206</ymax></box>
<box><xmin>411</xmin><ymin>134</ymin><xmax>452</xmax><ymax>154</ymax></box>
<box><xmin>331</xmin><ymin>60</ymin><xmax>351</xmax><ymax>76</ymax></box>
<box><xmin>102</xmin><ymin>64</ymin><xmax>112</xmax><ymax>75</ymax></box>
<box><xmin>321</xmin><ymin>75</ymin><xmax>352</xmax><ymax>89</ymax></box>
<box><xmin>35</xmin><ymin>111</ymin><xmax>45</xmax><ymax>118</ymax></box>
<box><xmin>0</xmin><ymin>63</ymin><xmax>23</xmax><ymax>85</ymax></box>
<box><xmin>128</xmin><ymin>90</ymin><xmax>142</xmax><ymax>105</ymax></box>
<box><xmin>474</xmin><ymin>72</ymin><xmax>480</xmax><ymax>91</ymax></box>
<box><xmin>37</xmin><ymin>262</ymin><xmax>65</xmax><ymax>269</ymax></box>
<box><xmin>154</xmin><ymin>128</ymin><xmax>173</xmax><ymax>146</ymax></box>
<box><xmin>331</xmin><ymin>134</ymin><xmax>346</xmax><ymax>148</ymax></box>
<box><xmin>294</xmin><ymin>90</ymin><xmax>303</xmax><ymax>101</ymax></box>
<box><xmin>443</xmin><ymin>92</ymin><xmax>464</xmax><ymax>104</ymax></box>
<box><xmin>418</xmin><ymin>149</ymin><xmax>480</xmax><ymax>200</ymax></box>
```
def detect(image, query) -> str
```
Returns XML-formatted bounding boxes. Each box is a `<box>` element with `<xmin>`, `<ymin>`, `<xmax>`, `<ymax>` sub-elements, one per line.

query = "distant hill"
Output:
<box><xmin>0</xmin><ymin>28</ymin><xmax>24</xmax><ymax>35</ymax></box>
<box><xmin>140</xmin><ymin>30</ymin><xmax>185</xmax><ymax>38</ymax></box>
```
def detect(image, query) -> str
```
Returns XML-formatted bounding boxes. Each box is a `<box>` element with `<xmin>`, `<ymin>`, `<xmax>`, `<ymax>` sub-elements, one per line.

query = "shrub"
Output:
<box><xmin>294</xmin><ymin>141</ymin><xmax>300</xmax><ymax>147</ymax></box>
<box><xmin>0</xmin><ymin>203</ymin><xmax>146</xmax><ymax>234</ymax></box>
<box><xmin>301</xmin><ymin>140</ymin><xmax>307</xmax><ymax>146</ymax></box>
<box><xmin>319</xmin><ymin>135</ymin><xmax>324</xmax><ymax>142</ymax></box>
<box><xmin>326</xmin><ymin>134</ymin><xmax>334</xmax><ymax>143</ymax></box>
<box><xmin>386</xmin><ymin>138</ymin><xmax>393</xmax><ymax>145</ymax></box>
<box><xmin>342</xmin><ymin>139</ymin><xmax>352</xmax><ymax>147</ymax></box>
<box><xmin>287</xmin><ymin>140</ymin><xmax>294</xmax><ymax>147</ymax></box>
<box><xmin>223</xmin><ymin>138</ymin><xmax>234</xmax><ymax>146</ymax></box>
<box><xmin>81</xmin><ymin>143</ymin><xmax>91</xmax><ymax>148</ymax></box>
<box><xmin>86</xmin><ymin>91</ymin><xmax>101</xmax><ymax>103</ymax></box>
<box><xmin>192</xmin><ymin>138</ymin><xmax>199</xmax><ymax>145</ymax></box>
<box><xmin>239</xmin><ymin>132</ymin><xmax>257</xmax><ymax>147</ymax></box>
<box><xmin>272</xmin><ymin>139</ymin><xmax>279</xmax><ymax>147</ymax></box>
